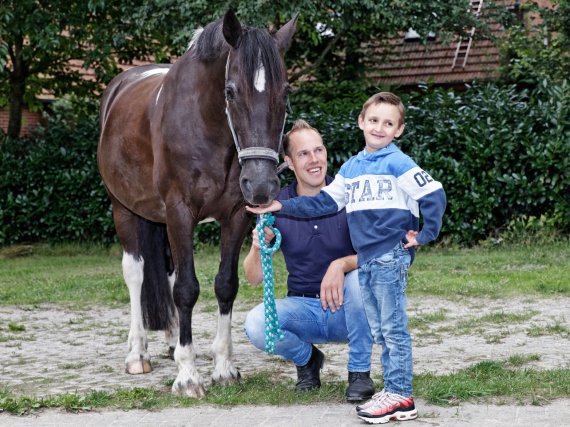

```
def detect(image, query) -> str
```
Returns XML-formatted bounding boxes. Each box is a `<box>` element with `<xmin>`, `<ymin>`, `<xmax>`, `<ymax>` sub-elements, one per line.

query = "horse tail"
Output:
<box><xmin>138</xmin><ymin>217</ymin><xmax>176</xmax><ymax>331</ymax></box>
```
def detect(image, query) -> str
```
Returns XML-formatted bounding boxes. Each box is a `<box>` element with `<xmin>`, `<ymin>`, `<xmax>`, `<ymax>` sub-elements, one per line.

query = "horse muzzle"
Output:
<box><xmin>239</xmin><ymin>161</ymin><xmax>280</xmax><ymax>206</ymax></box>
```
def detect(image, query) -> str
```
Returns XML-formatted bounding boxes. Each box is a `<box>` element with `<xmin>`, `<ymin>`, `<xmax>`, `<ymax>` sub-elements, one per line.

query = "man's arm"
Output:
<box><xmin>242</xmin><ymin>226</ymin><xmax>275</xmax><ymax>286</ymax></box>
<box><xmin>320</xmin><ymin>254</ymin><xmax>358</xmax><ymax>312</ymax></box>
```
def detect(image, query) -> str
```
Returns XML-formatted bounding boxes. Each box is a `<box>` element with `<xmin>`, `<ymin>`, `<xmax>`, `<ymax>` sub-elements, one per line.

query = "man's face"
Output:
<box><xmin>285</xmin><ymin>128</ymin><xmax>328</xmax><ymax>190</ymax></box>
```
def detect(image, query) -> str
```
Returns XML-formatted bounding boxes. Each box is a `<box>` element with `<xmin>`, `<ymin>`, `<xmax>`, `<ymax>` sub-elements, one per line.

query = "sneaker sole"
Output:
<box><xmin>358</xmin><ymin>409</ymin><xmax>418</xmax><ymax>424</ymax></box>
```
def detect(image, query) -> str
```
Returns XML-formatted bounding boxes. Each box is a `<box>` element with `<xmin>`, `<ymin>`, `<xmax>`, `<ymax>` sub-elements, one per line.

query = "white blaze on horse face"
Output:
<box><xmin>253</xmin><ymin>55</ymin><xmax>266</xmax><ymax>93</ymax></box>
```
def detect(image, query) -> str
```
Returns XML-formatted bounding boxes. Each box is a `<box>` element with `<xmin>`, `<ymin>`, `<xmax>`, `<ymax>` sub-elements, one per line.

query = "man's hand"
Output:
<box><xmin>320</xmin><ymin>260</ymin><xmax>345</xmax><ymax>312</ymax></box>
<box><xmin>251</xmin><ymin>226</ymin><xmax>275</xmax><ymax>250</ymax></box>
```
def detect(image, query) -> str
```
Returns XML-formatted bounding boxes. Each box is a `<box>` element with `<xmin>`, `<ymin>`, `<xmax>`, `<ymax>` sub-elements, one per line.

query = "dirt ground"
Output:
<box><xmin>1</xmin><ymin>295</ymin><xmax>568</xmax><ymax>398</ymax></box>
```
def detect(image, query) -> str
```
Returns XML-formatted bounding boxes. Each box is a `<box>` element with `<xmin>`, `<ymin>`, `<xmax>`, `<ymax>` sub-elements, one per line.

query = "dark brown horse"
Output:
<box><xmin>98</xmin><ymin>9</ymin><xmax>297</xmax><ymax>397</ymax></box>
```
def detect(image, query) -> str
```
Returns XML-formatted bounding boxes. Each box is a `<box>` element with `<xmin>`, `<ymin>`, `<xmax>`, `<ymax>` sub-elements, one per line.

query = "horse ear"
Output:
<box><xmin>274</xmin><ymin>12</ymin><xmax>299</xmax><ymax>53</ymax></box>
<box><xmin>222</xmin><ymin>8</ymin><xmax>243</xmax><ymax>48</ymax></box>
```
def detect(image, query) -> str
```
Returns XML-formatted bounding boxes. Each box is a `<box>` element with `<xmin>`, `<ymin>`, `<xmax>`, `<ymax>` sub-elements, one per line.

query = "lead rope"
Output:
<box><xmin>257</xmin><ymin>213</ymin><xmax>284</xmax><ymax>354</ymax></box>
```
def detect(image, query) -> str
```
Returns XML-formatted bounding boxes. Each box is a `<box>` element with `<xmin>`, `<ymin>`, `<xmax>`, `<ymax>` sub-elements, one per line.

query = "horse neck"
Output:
<box><xmin>170</xmin><ymin>51</ymin><xmax>228</xmax><ymax>117</ymax></box>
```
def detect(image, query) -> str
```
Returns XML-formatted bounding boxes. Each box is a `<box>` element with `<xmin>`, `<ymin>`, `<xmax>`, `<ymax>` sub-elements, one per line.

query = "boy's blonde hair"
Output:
<box><xmin>360</xmin><ymin>92</ymin><xmax>405</xmax><ymax>127</ymax></box>
<box><xmin>282</xmin><ymin>119</ymin><xmax>321</xmax><ymax>156</ymax></box>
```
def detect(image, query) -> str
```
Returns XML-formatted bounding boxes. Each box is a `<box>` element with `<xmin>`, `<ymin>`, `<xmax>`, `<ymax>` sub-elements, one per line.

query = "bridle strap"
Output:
<box><xmin>224</xmin><ymin>50</ymin><xmax>287</xmax><ymax>167</ymax></box>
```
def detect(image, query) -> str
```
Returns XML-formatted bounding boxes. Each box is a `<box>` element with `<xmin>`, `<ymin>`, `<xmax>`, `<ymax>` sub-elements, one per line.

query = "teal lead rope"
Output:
<box><xmin>257</xmin><ymin>213</ymin><xmax>284</xmax><ymax>354</ymax></box>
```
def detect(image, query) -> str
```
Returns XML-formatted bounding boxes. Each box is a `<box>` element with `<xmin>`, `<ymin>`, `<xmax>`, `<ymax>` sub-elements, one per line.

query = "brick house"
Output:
<box><xmin>368</xmin><ymin>0</ymin><xmax>552</xmax><ymax>89</ymax></box>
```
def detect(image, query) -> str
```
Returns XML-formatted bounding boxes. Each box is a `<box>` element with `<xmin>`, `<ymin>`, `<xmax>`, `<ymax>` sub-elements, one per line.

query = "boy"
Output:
<box><xmin>246</xmin><ymin>92</ymin><xmax>446</xmax><ymax>424</ymax></box>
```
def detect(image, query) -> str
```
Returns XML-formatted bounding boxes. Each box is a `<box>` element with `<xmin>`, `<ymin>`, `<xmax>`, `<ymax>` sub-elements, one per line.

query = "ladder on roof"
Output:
<box><xmin>452</xmin><ymin>0</ymin><xmax>484</xmax><ymax>69</ymax></box>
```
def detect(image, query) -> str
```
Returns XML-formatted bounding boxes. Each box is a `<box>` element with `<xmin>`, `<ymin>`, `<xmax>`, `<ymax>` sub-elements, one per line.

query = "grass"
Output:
<box><xmin>415</xmin><ymin>359</ymin><xmax>570</xmax><ymax>406</ymax></box>
<box><xmin>410</xmin><ymin>241</ymin><xmax>569</xmax><ymax>298</ymax></box>
<box><xmin>1</xmin><ymin>358</ymin><xmax>569</xmax><ymax>415</ymax></box>
<box><xmin>0</xmin><ymin>241</ymin><xmax>568</xmax><ymax>308</ymax></box>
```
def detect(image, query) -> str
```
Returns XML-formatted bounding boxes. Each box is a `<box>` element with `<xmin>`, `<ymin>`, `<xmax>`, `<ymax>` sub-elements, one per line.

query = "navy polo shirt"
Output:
<box><xmin>274</xmin><ymin>176</ymin><xmax>355</xmax><ymax>295</ymax></box>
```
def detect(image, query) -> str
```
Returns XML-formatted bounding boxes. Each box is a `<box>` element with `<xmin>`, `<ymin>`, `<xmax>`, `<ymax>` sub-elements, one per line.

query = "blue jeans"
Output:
<box><xmin>244</xmin><ymin>270</ymin><xmax>373</xmax><ymax>372</ymax></box>
<box><xmin>358</xmin><ymin>243</ymin><xmax>413</xmax><ymax>397</ymax></box>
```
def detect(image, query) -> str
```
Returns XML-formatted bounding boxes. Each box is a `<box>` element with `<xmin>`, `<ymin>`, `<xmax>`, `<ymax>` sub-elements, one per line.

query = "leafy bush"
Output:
<box><xmin>0</xmin><ymin>98</ymin><xmax>116</xmax><ymax>245</ymax></box>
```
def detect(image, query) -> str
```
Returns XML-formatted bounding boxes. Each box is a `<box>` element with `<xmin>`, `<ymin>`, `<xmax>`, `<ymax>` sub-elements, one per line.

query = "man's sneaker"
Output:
<box><xmin>355</xmin><ymin>389</ymin><xmax>386</xmax><ymax>412</ymax></box>
<box><xmin>357</xmin><ymin>391</ymin><xmax>418</xmax><ymax>424</ymax></box>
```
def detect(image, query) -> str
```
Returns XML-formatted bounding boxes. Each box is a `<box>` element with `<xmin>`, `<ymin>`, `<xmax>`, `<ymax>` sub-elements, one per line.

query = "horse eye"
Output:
<box><xmin>225</xmin><ymin>86</ymin><xmax>235</xmax><ymax>101</ymax></box>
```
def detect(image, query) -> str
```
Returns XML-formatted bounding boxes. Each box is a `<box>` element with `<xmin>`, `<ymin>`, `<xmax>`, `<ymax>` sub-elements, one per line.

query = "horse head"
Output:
<box><xmin>222</xmin><ymin>9</ymin><xmax>297</xmax><ymax>206</ymax></box>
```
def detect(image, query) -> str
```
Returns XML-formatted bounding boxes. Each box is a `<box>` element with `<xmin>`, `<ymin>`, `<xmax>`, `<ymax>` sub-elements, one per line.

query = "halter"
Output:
<box><xmin>224</xmin><ymin>51</ymin><xmax>287</xmax><ymax>167</ymax></box>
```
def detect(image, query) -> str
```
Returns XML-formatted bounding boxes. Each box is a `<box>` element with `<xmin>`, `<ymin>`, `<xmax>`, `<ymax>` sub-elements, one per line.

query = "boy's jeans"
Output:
<box><xmin>358</xmin><ymin>242</ymin><xmax>413</xmax><ymax>397</ymax></box>
<box><xmin>244</xmin><ymin>270</ymin><xmax>373</xmax><ymax>372</ymax></box>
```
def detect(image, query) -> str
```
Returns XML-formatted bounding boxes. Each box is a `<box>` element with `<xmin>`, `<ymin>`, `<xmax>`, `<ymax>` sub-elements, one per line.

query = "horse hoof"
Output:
<box><xmin>172</xmin><ymin>381</ymin><xmax>206</xmax><ymax>398</ymax></box>
<box><xmin>212</xmin><ymin>368</ymin><xmax>241</xmax><ymax>385</ymax></box>
<box><xmin>125</xmin><ymin>358</ymin><xmax>153</xmax><ymax>374</ymax></box>
<box><xmin>168</xmin><ymin>346</ymin><xmax>175</xmax><ymax>360</ymax></box>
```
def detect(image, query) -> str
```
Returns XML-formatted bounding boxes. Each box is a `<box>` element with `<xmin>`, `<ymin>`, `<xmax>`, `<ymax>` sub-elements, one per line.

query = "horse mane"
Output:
<box><xmin>191</xmin><ymin>18</ymin><xmax>286</xmax><ymax>99</ymax></box>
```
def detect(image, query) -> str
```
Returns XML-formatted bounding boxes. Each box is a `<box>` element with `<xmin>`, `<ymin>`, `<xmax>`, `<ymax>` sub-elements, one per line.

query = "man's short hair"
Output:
<box><xmin>282</xmin><ymin>119</ymin><xmax>321</xmax><ymax>156</ymax></box>
<box><xmin>360</xmin><ymin>92</ymin><xmax>405</xmax><ymax>127</ymax></box>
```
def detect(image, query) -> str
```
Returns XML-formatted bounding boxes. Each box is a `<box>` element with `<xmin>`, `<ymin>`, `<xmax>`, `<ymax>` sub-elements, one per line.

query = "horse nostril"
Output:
<box><xmin>241</xmin><ymin>178</ymin><xmax>253</xmax><ymax>193</ymax></box>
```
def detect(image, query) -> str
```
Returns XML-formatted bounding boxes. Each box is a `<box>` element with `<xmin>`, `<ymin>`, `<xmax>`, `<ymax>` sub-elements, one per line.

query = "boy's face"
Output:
<box><xmin>358</xmin><ymin>102</ymin><xmax>405</xmax><ymax>153</ymax></box>
<box><xmin>284</xmin><ymin>128</ymin><xmax>328</xmax><ymax>191</ymax></box>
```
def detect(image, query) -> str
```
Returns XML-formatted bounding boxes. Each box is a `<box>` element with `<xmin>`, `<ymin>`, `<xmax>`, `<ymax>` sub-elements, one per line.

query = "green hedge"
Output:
<box><xmin>400</xmin><ymin>81</ymin><xmax>569</xmax><ymax>242</ymax></box>
<box><xmin>1</xmin><ymin>81</ymin><xmax>568</xmax><ymax>246</ymax></box>
<box><xmin>0</xmin><ymin>100</ymin><xmax>116</xmax><ymax>245</ymax></box>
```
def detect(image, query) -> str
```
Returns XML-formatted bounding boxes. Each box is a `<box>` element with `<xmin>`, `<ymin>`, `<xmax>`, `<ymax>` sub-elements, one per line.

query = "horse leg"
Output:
<box><xmin>122</xmin><ymin>251</ymin><xmax>152</xmax><ymax>374</ymax></box>
<box><xmin>167</xmin><ymin>207</ymin><xmax>206</xmax><ymax>397</ymax></box>
<box><xmin>112</xmin><ymin>198</ymin><xmax>176</xmax><ymax>374</ymax></box>
<box><xmin>211</xmin><ymin>211</ymin><xmax>251</xmax><ymax>384</ymax></box>
<box><xmin>165</xmin><ymin>270</ymin><xmax>179</xmax><ymax>359</ymax></box>
<box><xmin>111</xmin><ymin>200</ymin><xmax>152</xmax><ymax>374</ymax></box>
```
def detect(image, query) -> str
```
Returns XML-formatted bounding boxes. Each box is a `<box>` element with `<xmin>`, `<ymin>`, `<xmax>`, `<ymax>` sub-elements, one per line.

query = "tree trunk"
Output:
<box><xmin>7</xmin><ymin>36</ymin><xmax>28</xmax><ymax>139</ymax></box>
<box><xmin>8</xmin><ymin>76</ymin><xmax>26</xmax><ymax>139</ymax></box>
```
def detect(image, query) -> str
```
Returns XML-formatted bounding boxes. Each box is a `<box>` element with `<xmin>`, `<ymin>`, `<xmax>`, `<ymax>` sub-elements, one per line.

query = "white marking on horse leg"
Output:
<box><xmin>172</xmin><ymin>342</ymin><xmax>206</xmax><ymax>398</ymax></box>
<box><xmin>211</xmin><ymin>312</ymin><xmax>240</xmax><ymax>384</ymax></box>
<box><xmin>253</xmin><ymin>53</ymin><xmax>266</xmax><ymax>92</ymax></box>
<box><xmin>122</xmin><ymin>252</ymin><xmax>152</xmax><ymax>374</ymax></box>
<box><xmin>164</xmin><ymin>271</ymin><xmax>179</xmax><ymax>358</ymax></box>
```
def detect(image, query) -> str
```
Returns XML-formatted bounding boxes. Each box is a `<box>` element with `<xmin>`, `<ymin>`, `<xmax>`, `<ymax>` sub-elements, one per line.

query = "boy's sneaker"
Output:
<box><xmin>357</xmin><ymin>391</ymin><xmax>418</xmax><ymax>424</ymax></box>
<box><xmin>355</xmin><ymin>389</ymin><xmax>386</xmax><ymax>412</ymax></box>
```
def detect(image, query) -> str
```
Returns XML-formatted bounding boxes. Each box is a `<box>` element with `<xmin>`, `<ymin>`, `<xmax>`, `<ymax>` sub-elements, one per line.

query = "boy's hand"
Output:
<box><xmin>245</xmin><ymin>201</ymin><xmax>282</xmax><ymax>214</ymax></box>
<box><xmin>404</xmin><ymin>230</ymin><xmax>419</xmax><ymax>248</ymax></box>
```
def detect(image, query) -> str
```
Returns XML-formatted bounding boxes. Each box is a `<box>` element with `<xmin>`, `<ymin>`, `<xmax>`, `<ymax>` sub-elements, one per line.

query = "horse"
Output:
<box><xmin>97</xmin><ymin>9</ymin><xmax>297</xmax><ymax>397</ymax></box>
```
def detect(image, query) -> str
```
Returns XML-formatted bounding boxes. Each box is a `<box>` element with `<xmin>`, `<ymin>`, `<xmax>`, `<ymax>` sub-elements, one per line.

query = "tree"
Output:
<box><xmin>1</xmin><ymin>0</ymin><xmax>494</xmax><ymax>138</ymax></box>
<box><xmin>0</xmin><ymin>0</ymin><xmax>180</xmax><ymax>138</ymax></box>
<box><xmin>500</xmin><ymin>0</ymin><xmax>570</xmax><ymax>85</ymax></box>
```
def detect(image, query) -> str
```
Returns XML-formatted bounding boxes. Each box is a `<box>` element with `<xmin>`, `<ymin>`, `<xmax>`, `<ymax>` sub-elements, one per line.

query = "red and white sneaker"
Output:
<box><xmin>355</xmin><ymin>389</ymin><xmax>386</xmax><ymax>412</ymax></box>
<box><xmin>357</xmin><ymin>391</ymin><xmax>418</xmax><ymax>424</ymax></box>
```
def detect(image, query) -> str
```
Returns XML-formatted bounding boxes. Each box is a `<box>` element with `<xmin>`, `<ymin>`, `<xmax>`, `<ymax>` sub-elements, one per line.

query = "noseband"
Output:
<box><xmin>224</xmin><ymin>51</ymin><xmax>287</xmax><ymax>167</ymax></box>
